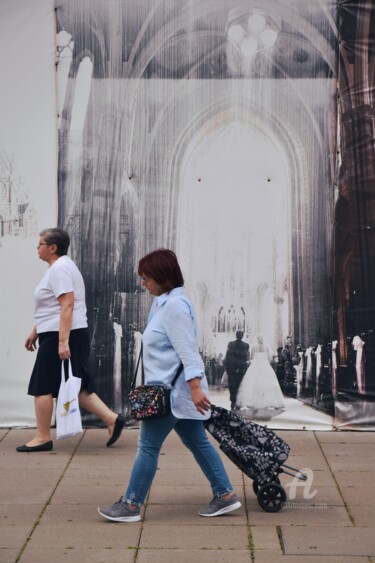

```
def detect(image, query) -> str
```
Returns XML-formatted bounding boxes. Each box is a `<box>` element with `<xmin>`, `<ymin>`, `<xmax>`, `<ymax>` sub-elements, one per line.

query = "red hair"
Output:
<box><xmin>138</xmin><ymin>249</ymin><xmax>184</xmax><ymax>292</ymax></box>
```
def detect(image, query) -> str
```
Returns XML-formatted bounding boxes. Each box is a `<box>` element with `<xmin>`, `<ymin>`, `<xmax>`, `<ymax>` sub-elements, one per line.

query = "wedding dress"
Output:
<box><xmin>236</xmin><ymin>346</ymin><xmax>285</xmax><ymax>420</ymax></box>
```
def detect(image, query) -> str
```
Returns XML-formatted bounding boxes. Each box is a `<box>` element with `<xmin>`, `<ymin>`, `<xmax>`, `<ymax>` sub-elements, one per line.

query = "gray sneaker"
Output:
<box><xmin>198</xmin><ymin>493</ymin><xmax>241</xmax><ymax>517</ymax></box>
<box><xmin>98</xmin><ymin>498</ymin><xmax>141</xmax><ymax>522</ymax></box>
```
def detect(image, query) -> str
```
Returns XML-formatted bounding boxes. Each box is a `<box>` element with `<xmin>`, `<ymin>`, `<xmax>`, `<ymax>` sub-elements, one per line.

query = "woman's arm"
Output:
<box><xmin>57</xmin><ymin>292</ymin><xmax>74</xmax><ymax>360</ymax></box>
<box><xmin>25</xmin><ymin>326</ymin><xmax>38</xmax><ymax>351</ymax></box>
<box><xmin>164</xmin><ymin>298</ymin><xmax>211</xmax><ymax>414</ymax></box>
<box><xmin>188</xmin><ymin>377</ymin><xmax>211</xmax><ymax>415</ymax></box>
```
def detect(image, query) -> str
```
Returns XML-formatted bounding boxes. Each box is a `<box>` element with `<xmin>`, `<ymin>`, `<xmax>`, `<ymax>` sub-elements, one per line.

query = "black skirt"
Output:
<box><xmin>28</xmin><ymin>328</ymin><xmax>96</xmax><ymax>398</ymax></box>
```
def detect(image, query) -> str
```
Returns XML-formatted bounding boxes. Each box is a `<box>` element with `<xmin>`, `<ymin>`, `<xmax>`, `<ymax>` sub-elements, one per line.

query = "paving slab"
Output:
<box><xmin>250</xmin><ymin>524</ymin><xmax>281</xmax><ymax>551</ymax></box>
<box><xmin>137</xmin><ymin>550</ymin><xmax>252</xmax><ymax>563</ymax></box>
<box><xmin>246</xmin><ymin>486</ymin><xmax>342</xmax><ymax>511</ymax></box>
<box><xmin>315</xmin><ymin>431</ymin><xmax>375</xmax><ymax>443</ymax></box>
<box><xmin>147</xmin><ymin>484</ymin><xmax>244</xmax><ymax>505</ymax></box>
<box><xmin>19</xmin><ymin>547</ymin><xmax>136</xmax><ymax>562</ymax></box>
<box><xmin>0</xmin><ymin>449</ymin><xmax>74</xmax><ymax>470</ymax></box>
<box><xmin>1</xmin><ymin>484</ymin><xmax>54</xmax><ymax>505</ymax></box>
<box><xmin>319</xmin><ymin>442</ymin><xmax>375</xmax><ymax>457</ymax></box>
<box><xmin>144</xmin><ymin>503</ymin><xmax>247</xmax><ymax>525</ymax></box>
<box><xmin>348</xmin><ymin>505</ymin><xmax>375</xmax><ymax>527</ymax></box>
<box><xmin>277</xmin><ymin>468</ymin><xmax>336</xmax><ymax>487</ymax></box>
<box><xmin>334</xmin><ymin>470</ymin><xmax>375</xmax><ymax>487</ymax></box>
<box><xmin>281</xmin><ymin>442</ymin><xmax>324</xmax><ymax>455</ymax></box>
<box><xmin>0</xmin><ymin>525</ymin><xmax>37</xmax><ymax>549</ymax></box>
<box><xmin>51</xmin><ymin>482</ymin><xmax>131</xmax><ymax>505</ymax></box>
<box><xmin>57</xmin><ymin>467</ymin><xmax>132</xmax><ymax>487</ymax></box>
<box><xmin>79</xmin><ymin>429</ymin><xmax>135</xmax><ymax>443</ymax></box>
<box><xmin>278</xmin><ymin>430</ymin><xmax>319</xmax><ymax>441</ymax></box>
<box><xmin>0</xmin><ymin>468</ymin><xmax>63</xmax><ymax>489</ymax></box>
<box><xmin>247</xmin><ymin>506</ymin><xmax>351</xmax><ymax>526</ymax></box>
<box><xmin>0</xmin><ymin>548</ymin><xmax>20</xmax><ymax>563</ymax></box>
<box><xmin>282</xmin><ymin>526</ymin><xmax>375</xmax><ymax>556</ymax></box>
<box><xmin>29</xmin><ymin>517</ymin><xmax>142</xmax><ymax>549</ymax></box>
<box><xmin>55</xmin><ymin>471</ymin><xmax>133</xmax><ymax>500</ymax></box>
<box><xmin>151</xmin><ymin>467</ymin><xmax>215</xmax><ymax>486</ymax></box>
<box><xmin>325</xmin><ymin>457</ymin><xmax>375</xmax><ymax>471</ymax></box>
<box><xmin>139</xmin><ymin>523</ymin><xmax>249</xmax><ymax>549</ymax></box>
<box><xmin>68</xmin><ymin>453</ymin><xmax>137</xmax><ymax>470</ymax></box>
<box><xmin>283</xmin><ymin>455</ymin><xmax>330</xmax><ymax>471</ymax></box>
<box><xmin>32</xmin><ymin>502</ymin><xmax>142</xmax><ymax>525</ymax></box>
<box><xmin>340</xmin><ymin>486</ymin><xmax>375</xmax><ymax>507</ymax></box>
<box><xmin>78</xmin><ymin>437</ymin><xmax>134</xmax><ymax>452</ymax></box>
<box><xmin>254</xmin><ymin>555</ymin><xmax>369</xmax><ymax>562</ymax></box>
<box><xmin>0</xmin><ymin>504</ymin><xmax>44</xmax><ymax>527</ymax></box>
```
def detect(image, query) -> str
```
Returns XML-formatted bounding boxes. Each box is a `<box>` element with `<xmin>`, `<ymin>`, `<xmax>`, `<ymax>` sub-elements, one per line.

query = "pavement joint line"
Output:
<box><xmin>14</xmin><ymin>429</ymin><xmax>87</xmax><ymax>563</ymax></box>
<box><xmin>242</xmin><ymin>471</ymin><xmax>255</xmax><ymax>561</ymax></box>
<box><xmin>276</xmin><ymin>525</ymin><xmax>285</xmax><ymax>554</ymax></box>
<box><xmin>313</xmin><ymin>431</ymin><xmax>356</xmax><ymax>526</ymax></box>
<box><xmin>132</xmin><ymin>490</ymin><xmax>152</xmax><ymax>560</ymax></box>
<box><xmin>0</xmin><ymin>428</ymin><xmax>11</xmax><ymax>441</ymax></box>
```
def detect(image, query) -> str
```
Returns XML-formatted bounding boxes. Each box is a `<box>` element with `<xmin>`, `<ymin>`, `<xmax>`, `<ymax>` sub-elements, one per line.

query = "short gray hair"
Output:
<box><xmin>39</xmin><ymin>228</ymin><xmax>70</xmax><ymax>256</ymax></box>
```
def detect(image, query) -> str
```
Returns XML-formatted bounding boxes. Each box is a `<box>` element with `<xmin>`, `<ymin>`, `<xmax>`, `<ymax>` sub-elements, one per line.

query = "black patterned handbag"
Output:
<box><xmin>128</xmin><ymin>346</ymin><xmax>183</xmax><ymax>420</ymax></box>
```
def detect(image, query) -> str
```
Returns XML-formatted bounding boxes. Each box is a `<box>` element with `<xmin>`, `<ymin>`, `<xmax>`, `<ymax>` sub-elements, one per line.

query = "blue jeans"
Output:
<box><xmin>124</xmin><ymin>414</ymin><xmax>233</xmax><ymax>506</ymax></box>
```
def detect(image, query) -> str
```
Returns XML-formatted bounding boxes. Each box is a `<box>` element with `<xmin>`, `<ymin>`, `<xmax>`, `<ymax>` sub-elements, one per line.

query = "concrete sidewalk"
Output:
<box><xmin>1</xmin><ymin>425</ymin><xmax>375</xmax><ymax>562</ymax></box>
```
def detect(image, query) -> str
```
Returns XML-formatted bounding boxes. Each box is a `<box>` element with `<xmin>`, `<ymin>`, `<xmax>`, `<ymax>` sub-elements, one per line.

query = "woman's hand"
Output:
<box><xmin>25</xmin><ymin>327</ymin><xmax>38</xmax><ymax>351</ymax></box>
<box><xmin>58</xmin><ymin>339</ymin><xmax>71</xmax><ymax>360</ymax></box>
<box><xmin>188</xmin><ymin>377</ymin><xmax>211</xmax><ymax>415</ymax></box>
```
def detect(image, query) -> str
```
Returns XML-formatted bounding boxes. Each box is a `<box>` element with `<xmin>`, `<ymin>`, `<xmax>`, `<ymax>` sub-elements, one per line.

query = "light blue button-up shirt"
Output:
<box><xmin>142</xmin><ymin>287</ymin><xmax>210</xmax><ymax>420</ymax></box>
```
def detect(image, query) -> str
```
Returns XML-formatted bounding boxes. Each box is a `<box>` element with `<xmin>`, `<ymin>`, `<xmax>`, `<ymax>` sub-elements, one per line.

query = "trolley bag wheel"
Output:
<box><xmin>253</xmin><ymin>475</ymin><xmax>281</xmax><ymax>496</ymax></box>
<box><xmin>257</xmin><ymin>482</ymin><xmax>286</xmax><ymax>512</ymax></box>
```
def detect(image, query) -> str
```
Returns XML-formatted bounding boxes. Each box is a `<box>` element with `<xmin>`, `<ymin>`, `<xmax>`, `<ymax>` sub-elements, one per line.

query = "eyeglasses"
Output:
<box><xmin>37</xmin><ymin>242</ymin><xmax>50</xmax><ymax>249</ymax></box>
<box><xmin>141</xmin><ymin>276</ymin><xmax>150</xmax><ymax>285</ymax></box>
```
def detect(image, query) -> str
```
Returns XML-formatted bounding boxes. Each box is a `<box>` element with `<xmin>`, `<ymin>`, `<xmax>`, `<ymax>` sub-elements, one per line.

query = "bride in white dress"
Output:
<box><xmin>236</xmin><ymin>334</ymin><xmax>285</xmax><ymax>420</ymax></box>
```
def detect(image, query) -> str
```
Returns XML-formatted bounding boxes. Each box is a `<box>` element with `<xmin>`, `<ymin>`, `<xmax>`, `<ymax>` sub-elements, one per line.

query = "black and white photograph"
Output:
<box><xmin>1</xmin><ymin>0</ymin><xmax>375</xmax><ymax>430</ymax></box>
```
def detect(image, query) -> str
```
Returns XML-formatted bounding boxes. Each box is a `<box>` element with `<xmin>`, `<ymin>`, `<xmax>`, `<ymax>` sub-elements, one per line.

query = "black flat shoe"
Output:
<box><xmin>16</xmin><ymin>440</ymin><xmax>53</xmax><ymax>452</ymax></box>
<box><xmin>106</xmin><ymin>414</ymin><xmax>125</xmax><ymax>447</ymax></box>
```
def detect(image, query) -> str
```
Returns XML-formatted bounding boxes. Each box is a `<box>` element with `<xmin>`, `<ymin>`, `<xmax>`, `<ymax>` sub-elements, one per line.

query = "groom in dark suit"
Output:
<box><xmin>224</xmin><ymin>331</ymin><xmax>250</xmax><ymax>409</ymax></box>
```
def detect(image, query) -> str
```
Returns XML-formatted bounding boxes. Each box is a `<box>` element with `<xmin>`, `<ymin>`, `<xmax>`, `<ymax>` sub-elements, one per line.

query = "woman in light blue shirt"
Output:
<box><xmin>99</xmin><ymin>249</ymin><xmax>241</xmax><ymax>521</ymax></box>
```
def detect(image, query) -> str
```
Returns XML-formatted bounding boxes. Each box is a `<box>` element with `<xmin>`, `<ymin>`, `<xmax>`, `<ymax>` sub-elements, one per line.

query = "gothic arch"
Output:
<box><xmin>166</xmin><ymin>97</ymin><xmax>311</xmax><ymax>345</ymax></box>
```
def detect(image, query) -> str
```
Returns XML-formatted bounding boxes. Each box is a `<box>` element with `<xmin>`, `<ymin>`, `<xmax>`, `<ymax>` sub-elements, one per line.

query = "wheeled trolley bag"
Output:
<box><xmin>204</xmin><ymin>405</ymin><xmax>307</xmax><ymax>512</ymax></box>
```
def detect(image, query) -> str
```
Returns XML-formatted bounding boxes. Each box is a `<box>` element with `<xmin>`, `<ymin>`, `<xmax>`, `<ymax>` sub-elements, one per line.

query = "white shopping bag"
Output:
<box><xmin>56</xmin><ymin>360</ymin><xmax>83</xmax><ymax>440</ymax></box>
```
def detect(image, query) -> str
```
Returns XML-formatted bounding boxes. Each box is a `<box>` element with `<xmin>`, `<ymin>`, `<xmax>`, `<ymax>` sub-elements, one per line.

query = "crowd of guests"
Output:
<box><xmin>272</xmin><ymin>339</ymin><xmax>334</xmax><ymax>410</ymax></box>
<box><xmin>274</xmin><ymin>333</ymin><xmax>373</xmax><ymax>407</ymax></box>
<box><xmin>203</xmin><ymin>331</ymin><xmax>374</xmax><ymax>415</ymax></box>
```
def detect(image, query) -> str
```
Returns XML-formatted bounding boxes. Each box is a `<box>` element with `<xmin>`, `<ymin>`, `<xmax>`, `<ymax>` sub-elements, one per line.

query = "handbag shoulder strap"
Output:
<box><xmin>130</xmin><ymin>344</ymin><xmax>143</xmax><ymax>389</ymax></box>
<box><xmin>171</xmin><ymin>362</ymin><xmax>184</xmax><ymax>387</ymax></box>
<box><xmin>130</xmin><ymin>342</ymin><xmax>184</xmax><ymax>389</ymax></box>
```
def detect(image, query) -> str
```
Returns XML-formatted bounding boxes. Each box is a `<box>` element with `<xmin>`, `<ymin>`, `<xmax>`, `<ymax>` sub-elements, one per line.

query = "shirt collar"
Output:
<box><xmin>155</xmin><ymin>286</ymin><xmax>184</xmax><ymax>307</ymax></box>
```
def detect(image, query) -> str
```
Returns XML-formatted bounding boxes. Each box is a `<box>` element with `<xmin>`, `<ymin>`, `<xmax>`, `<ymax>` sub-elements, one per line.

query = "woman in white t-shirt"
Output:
<box><xmin>16</xmin><ymin>228</ymin><xmax>125</xmax><ymax>452</ymax></box>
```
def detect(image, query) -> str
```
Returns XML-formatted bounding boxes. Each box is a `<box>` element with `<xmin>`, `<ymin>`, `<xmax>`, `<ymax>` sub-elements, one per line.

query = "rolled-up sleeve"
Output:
<box><xmin>164</xmin><ymin>299</ymin><xmax>205</xmax><ymax>381</ymax></box>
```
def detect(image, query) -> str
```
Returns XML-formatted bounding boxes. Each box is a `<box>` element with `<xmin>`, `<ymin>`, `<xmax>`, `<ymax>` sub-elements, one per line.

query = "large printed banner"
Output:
<box><xmin>0</xmin><ymin>0</ymin><xmax>57</xmax><ymax>426</ymax></box>
<box><xmin>1</xmin><ymin>0</ymin><xmax>374</xmax><ymax>430</ymax></box>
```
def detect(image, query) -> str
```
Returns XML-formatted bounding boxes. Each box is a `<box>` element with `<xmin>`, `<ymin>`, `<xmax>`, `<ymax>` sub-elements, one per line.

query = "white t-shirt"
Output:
<box><xmin>34</xmin><ymin>255</ymin><xmax>88</xmax><ymax>333</ymax></box>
